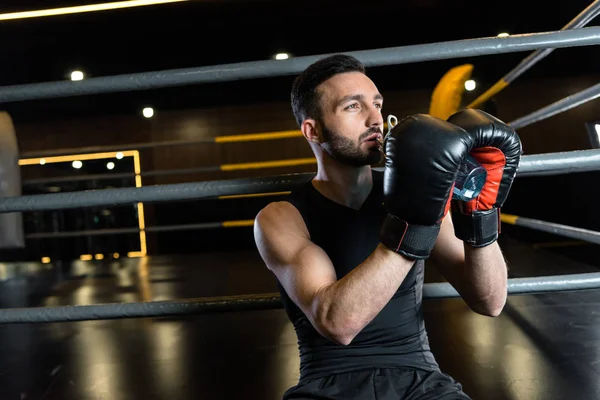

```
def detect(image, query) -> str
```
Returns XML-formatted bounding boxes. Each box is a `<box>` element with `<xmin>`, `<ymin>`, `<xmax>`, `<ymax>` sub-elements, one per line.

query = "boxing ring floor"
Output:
<box><xmin>0</xmin><ymin>237</ymin><xmax>597</xmax><ymax>400</ymax></box>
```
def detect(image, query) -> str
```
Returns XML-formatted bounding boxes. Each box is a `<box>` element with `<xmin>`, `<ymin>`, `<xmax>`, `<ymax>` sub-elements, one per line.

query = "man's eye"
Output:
<box><xmin>346</xmin><ymin>103</ymin><xmax>359</xmax><ymax>110</ymax></box>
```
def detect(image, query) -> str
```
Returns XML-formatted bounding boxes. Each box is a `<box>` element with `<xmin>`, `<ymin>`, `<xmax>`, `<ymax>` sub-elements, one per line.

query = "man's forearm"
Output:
<box><xmin>459</xmin><ymin>241</ymin><xmax>508</xmax><ymax>316</ymax></box>
<box><xmin>315</xmin><ymin>243</ymin><xmax>415</xmax><ymax>344</ymax></box>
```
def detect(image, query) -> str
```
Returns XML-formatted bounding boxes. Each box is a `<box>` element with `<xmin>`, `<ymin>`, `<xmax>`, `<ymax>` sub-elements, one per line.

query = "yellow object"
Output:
<box><xmin>220</xmin><ymin>158</ymin><xmax>316</xmax><ymax>171</ymax></box>
<box><xmin>429</xmin><ymin>64</ymin><xmax>473</xmax><ymax>120</ymax></box>
<box><xmin>467</xmin><ymin>79</ymin><xmax>509</xmax><ymax>109</ymax></box>
<box><xmin>0</xmin><ymin>0</ymin><xmax>187</xmax><ymax>21</ymax></box>
<box><xmin>19</xmin><ymin>151</ymin><xmax>147</xmax><ymax>259</ymax></box>
<box><xmin>222</xmin><ymin>220</ymin><xmax>255</xmax><ymax>228</ymax></box>
<box><xmin>215</xmin><ymin>130</ymin><xmax>302</xmax><ymax>143</ymax></box>
<box><xmin>500</xmin><ymin>213</ymin><xmax>519</xmax><ymax>225</ymax></box>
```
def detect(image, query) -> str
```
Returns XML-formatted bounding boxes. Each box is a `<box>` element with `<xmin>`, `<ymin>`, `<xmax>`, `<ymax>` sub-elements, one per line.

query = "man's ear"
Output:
<box><xmin>301</xmin><ymin>119</ymin><xmax>322</xmax><ymax>144</ymax></box>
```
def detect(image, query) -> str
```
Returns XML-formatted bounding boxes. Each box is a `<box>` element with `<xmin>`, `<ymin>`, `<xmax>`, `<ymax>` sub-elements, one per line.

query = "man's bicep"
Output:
<box><xmin>254</xmin><ymin>202</ymin><xmax>338</xmax><ymax>315</ymax></box>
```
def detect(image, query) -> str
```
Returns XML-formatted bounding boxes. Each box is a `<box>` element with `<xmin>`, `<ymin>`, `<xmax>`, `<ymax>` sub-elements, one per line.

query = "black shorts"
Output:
<box><xmin>282</xmin><ymin>367</ymin><xmax>471</xmax><ymax>400</ymax></box>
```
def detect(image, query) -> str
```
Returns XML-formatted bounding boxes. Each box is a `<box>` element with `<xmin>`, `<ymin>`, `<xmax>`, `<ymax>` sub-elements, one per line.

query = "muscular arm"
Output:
<box><xmin>430</xmin><ymin>214</ymin><xmax>508</xmax><ymax>317</ymax></box>
<box><xmin>254</xmin><ymin>201</ymin><xmax>415</xmax><ymax>345</ymax></box>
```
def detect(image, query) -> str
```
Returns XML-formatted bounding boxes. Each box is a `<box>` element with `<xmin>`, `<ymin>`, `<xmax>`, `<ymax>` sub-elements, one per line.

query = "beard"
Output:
<box><xmin>320</xmin><ymin>123</ymin><xmax>383</xmax><ymax>167</ymax></box>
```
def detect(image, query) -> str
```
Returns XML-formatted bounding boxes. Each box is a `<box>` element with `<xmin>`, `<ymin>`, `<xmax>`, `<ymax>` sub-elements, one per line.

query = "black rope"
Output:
<box><xmin>0</xmin><ymin>173</ymin><xmax>314</xmax><ymax>213</ymax></box>
<box><xmin>4</xmin><ymin>148</ymin><xmax>600</xmax><ymax>214</ymax></box>
<box><xmin>1</xmin><ymin>273</ymin><xmax>599</xmax><ymax>324</ymax></box>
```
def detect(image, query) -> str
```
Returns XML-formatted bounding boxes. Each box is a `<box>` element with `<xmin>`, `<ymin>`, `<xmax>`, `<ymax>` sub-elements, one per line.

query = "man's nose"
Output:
<box><xmin>367</xmin><ymin>106</ymin><xmax>383</xmax><ymax>128</ymax></box>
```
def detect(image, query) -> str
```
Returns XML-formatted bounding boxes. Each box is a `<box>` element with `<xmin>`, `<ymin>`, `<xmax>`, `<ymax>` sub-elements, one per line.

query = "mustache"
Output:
<box><xmin>359</xmin><ymin>127</ymin><xmax>383</xmax><ymax>141</ymax></box>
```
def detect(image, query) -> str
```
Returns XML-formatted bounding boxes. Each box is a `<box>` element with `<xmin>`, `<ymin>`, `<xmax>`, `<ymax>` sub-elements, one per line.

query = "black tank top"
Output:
<box><xmin>278</xmin><ymin>169</ymin><xmax>439</xmax><ymax>381</ymax></box>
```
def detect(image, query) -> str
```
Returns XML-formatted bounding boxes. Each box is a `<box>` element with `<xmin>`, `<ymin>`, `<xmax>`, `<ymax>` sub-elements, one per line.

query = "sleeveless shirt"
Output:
<box><xmin>277</xmin><ymin>169</ymin><xmax>439</xmax><ymax>381</ymax></box>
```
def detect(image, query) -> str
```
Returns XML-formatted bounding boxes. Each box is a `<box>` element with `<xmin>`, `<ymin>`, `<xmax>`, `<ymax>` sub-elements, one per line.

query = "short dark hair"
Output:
<box><xmin>290</xmin><ymin>54</ymin><xmax>366</xmax><ymax>127</ymax></box>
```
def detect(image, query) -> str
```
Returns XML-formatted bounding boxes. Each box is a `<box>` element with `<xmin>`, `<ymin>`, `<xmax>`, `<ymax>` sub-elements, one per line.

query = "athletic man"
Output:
<box><xmin>254</xmin><ymin>54</ymin><xmax>521</xmax><ymax>399</ymax></box>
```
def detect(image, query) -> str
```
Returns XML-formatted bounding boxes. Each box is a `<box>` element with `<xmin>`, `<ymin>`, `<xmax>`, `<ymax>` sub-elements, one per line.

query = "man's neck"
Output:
<box><xmin>312</xmin><ymin>155</ymin><xmax>373</xmax><ymax>210</ymax></box>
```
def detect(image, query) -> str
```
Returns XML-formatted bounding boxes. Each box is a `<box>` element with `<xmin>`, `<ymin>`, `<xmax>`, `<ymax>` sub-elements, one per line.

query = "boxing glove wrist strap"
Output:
<box><xmin>380</xmin><ymin>214</ymin><xmax>440</xmax><ymax>260</ymax></box>
<box><xmin>451</xmin><ymin>207</ymin><xmax>500</xmax><ymax>247</ymax></box>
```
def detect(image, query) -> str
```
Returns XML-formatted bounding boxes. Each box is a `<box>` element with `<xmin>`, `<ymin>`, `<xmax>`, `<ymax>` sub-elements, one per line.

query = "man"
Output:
<box><xmin>254</xmin><ymin>54</ymin><xmax>521</xmax><ymax>399</ymax></box>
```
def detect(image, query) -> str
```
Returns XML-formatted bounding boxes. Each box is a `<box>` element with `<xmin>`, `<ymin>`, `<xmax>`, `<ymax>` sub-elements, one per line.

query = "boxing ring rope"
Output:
<box><xmin>5</xmin><ymin>148</ymin><xmax>600</xmax><ymax>213</ymax></box>
<box><xmin>0</xmin><ymin>272</ymin><xmax>599</xmax><ymax>324</ymax></box>
<box><xmin>501</xmin><ymin>214</ymin><xmax>600</xmax><ymax>245</ymax></box>
<box><xmin>1</xmin><ymin>27</ymin><xmax>600</xmax><ymax>103</ymax></box>
<box><xmin>467</xmin><ymin>0</ymin><xmax>600</xmax><ymax>108</ymax></box>
<box><xmin>509</xmin><ymin>82</ymin><xmax>600</xmax><ymax>129</ymax></box>
<box><xmin>512</xmin><ymin>148</ymin><xmax>600</xmax><ymax>176</ymax></box>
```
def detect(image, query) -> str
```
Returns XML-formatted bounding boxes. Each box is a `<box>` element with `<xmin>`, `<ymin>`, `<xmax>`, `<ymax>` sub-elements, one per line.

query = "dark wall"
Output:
<box><xmin>9</xmin><ymin>73</ymin><xmax>600</xmax><ymax>260</ymax></box>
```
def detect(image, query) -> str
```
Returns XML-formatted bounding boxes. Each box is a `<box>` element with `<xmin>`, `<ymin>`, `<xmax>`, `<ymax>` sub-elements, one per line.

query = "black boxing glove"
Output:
<box><xmin>446</xmin><ymin>109</ymin><xmax>522</xmax><ymax>247</ymax></box>
<box><xmin>380</xmin><ymin>114</ymin><xmax>474</xmax><ymax>260</ymax></box>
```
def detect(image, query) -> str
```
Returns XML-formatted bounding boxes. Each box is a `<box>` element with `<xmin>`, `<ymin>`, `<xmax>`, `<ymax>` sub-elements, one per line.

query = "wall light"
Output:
<box><xmin>275</xmin><ymin>53</ymin><xmax>289</xmax><ymax>60</ymax></box>
<box><xmin>498</xmin><ymin>32</ymin><xmax>510</xmax><ymax>37</ymax></box>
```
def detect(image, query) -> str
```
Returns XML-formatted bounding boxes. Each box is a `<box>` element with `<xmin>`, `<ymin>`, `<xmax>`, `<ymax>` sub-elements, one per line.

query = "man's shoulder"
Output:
<box><xmin>255</xmin><ymin>200</ymin><xmax>304</xmax><ymax>230</ymax></box>
<box><xmin>254</xmin><ymin>200</ymin><xmax>311</xmax><ymax>251</ymax></box>
<box><xmin>257</xmin><ymin>200</ymin><xmax>298</xmax><ymax>218</ymax></box>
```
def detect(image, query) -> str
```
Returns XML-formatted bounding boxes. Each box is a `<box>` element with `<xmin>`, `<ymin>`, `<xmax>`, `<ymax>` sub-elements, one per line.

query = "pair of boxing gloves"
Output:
<box><xmin>380</xmin><ymin>108</ymin><xmax>522</xmax><ymax>260</ymax></box>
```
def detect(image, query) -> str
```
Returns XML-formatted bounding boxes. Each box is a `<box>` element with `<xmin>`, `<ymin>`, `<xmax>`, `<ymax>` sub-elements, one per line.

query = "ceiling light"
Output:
<box><xmin>0</xmin><ymin>0</ymin><xmax>188</xmax><ymax>21</ymax></box>
<box><xmin>72</xmin><ymin>160</ymin><xmax>83</xmax><ymax>169</ymax></box>
<box><xmin>107</xmin><ymin>162</ymin><xmax>115</xmax><ymax>170</ymax></box>
<box><xmin>71</xmin><ymin>71</ymin><xmax>84</xmax><ymax>81</ymax></box>
<box><xmin>464</xmin><ymin>80</ymin><xmax>476</xmax><ymax>91</ymax></box>
<box><xmin>142</xmin><ymin>107</ymin><xmax>154</xmax><ymax>118</ymax></box>
<box><xmin>497</xmin><ymin>32</ymin><xmax>509</xmax><ymax>37</ymax></box>
<box><xmin>116</xmin><ymin>152</ymin><xmax>124</xmax><ymax>159</ymax></box>
<box><xmin>275</xmin><ymin>53</ymin><xmax>290</xmax><ymax>60</ymax></box>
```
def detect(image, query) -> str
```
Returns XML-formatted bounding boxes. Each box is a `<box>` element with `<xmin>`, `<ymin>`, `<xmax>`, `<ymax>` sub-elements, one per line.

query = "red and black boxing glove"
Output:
<box><xmin>446</xmin><ymin>109</ymin><xmax>522</xmax><ymax>247</ymax></box>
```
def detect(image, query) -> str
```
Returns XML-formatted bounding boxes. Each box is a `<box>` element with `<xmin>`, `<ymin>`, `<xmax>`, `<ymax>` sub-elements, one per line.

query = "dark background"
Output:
<box><xmin>1</xmin><ymin>0</ymin><xmax>599</xmax><ymax>263</ymax></box>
